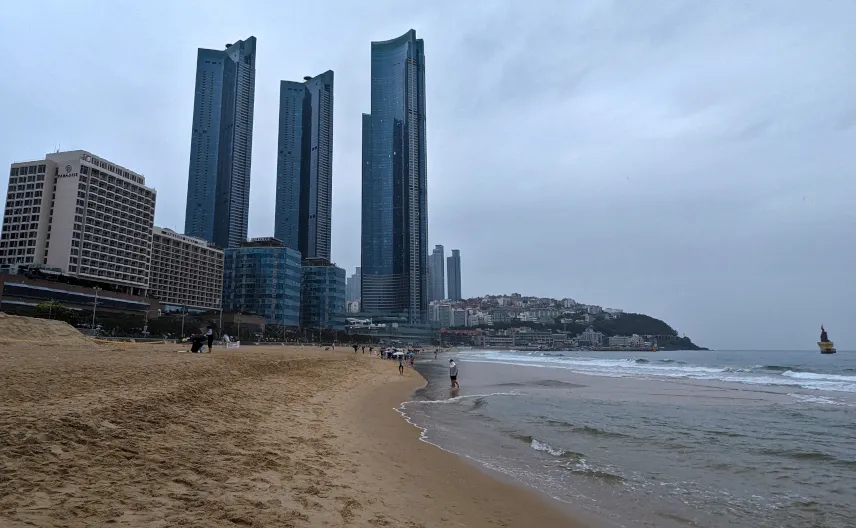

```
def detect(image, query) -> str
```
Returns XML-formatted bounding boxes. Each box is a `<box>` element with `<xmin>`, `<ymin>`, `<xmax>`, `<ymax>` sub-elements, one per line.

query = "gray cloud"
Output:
<box><xmin>1</xmin><ymin>0</ymin><xmax>854</xmax><ymax>350</ymax></box>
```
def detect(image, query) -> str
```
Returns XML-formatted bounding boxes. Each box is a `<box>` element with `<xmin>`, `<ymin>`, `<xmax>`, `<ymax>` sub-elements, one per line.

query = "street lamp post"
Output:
<box><xmin>218</xmin><ymin>299</ymin><xmax>223</xmax><ymax>338</ymax></box>
<box><xmin>180</xmin><ymin>305</ymin><xmax>187</xmax><ymax>338</ymax></box>
<box><xmin>91</xmin><ymin>287</ymin><xmax>100</xmax><ymax>328</ymax></box>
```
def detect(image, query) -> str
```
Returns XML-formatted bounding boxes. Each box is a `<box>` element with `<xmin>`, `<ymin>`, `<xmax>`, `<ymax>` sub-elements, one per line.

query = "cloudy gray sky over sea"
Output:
<box><xmin>1</xmin><ymin>1</ymin><xmax>854</xmax><ymax>350</ymax></box>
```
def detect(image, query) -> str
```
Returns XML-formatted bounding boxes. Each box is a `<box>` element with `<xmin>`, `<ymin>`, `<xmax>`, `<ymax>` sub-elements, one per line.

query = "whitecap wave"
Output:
<box><xmin>405</xmin><ymin>391</ymin><xmax>520</xmax><ymax>405</ymax></box>
<box><xmin>530</xmin><ymin>438</ymin><xmax>567</xmax><ymax>457</ymax></box>
<box><xmin>460</xmin><ymin>352</ymin><xmax>856</xmax><ymax>393</ymax></box>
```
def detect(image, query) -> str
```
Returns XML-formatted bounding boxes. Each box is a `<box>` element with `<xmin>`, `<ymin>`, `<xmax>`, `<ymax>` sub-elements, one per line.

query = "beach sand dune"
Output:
<box><xmin>0</xmin><ymin>343</ymin><xmax>583</xmax><ymax>527</ymax></box>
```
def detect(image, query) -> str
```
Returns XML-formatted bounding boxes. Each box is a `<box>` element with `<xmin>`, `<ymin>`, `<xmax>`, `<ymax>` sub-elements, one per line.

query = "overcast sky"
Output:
<box><xmin>1</xmin><ymin>0</ymin><xmax>854</xmax><ymax>350</ymax></box>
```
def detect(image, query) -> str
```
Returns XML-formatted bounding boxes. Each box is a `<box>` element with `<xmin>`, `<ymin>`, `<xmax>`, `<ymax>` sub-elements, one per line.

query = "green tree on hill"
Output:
<box><xmin>592</xmin><ymin>313</ymin><xmax>678</xmax><ymax>337</ymax></box>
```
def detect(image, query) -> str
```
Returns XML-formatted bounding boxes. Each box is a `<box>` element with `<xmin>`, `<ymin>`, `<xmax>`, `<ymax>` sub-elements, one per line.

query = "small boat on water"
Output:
<box><xmin>818</xmin><ymin>325</ymin><xmax>836</xmax><ymax>354</ymax></box>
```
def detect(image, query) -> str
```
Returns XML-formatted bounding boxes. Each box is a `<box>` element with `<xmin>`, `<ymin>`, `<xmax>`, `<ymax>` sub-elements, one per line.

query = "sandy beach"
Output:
<box><xmin>0</xmin><ymin>337</ymin><xmax>583</xmax><ymax>527</ymax></box>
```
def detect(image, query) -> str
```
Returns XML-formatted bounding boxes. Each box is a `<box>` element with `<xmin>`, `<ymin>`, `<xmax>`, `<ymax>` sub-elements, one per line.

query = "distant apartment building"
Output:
<box><xmin>185</xmin><ymin>37</ymin><xmax>257</xmax><ymax>249</ymax></box>
<box><xmin>489</xmin><ymin>308</ymin><xmax>514</xmax><ymax>325</ymax></box>
<box><xmin>222</xmin><ymin>238</ymin><xmax>301</xmax><ymax>327</ymax></box>
<box><xmin>301</xmin><ymin>258</ymin><xmax>346</xmax><ymax>330</ymax></box>
<box><xmin>579</xmin><ymin>327</ymin><xmax>604</xmax><ymax>346</ymax></box>
<box><xmin>562</xmin><ymin>298</ymin><xmax>577</xmax><ymax>309</ymax></box>
<box><xmin>346</xmin><ymin>267</ymin><xmax>361</xmax><ymax>303</ymax></box>
<box><xmin>428</xmin><ymin>244</ymin><xmax>445</xmax><ymax>302</ymax></box>
<box><xmin>608</xmin><ymin>335</ymin><xmax>632</xmax><ymax>347</ymax></box>
<box><xmin>149</xmin><ymin>227</ymin><xmax>223</xmax><ymax>311</ymax></box>
<box><xmin>446</xmin><ymin>249</ymin><xmax>461</xmax><ymax>301</ymax></box>
<box><xmin>430</xmin><ymin>302</ymin><xmax>452</xmax><ymax>328</ymax></box>
<box><xmin>451</xmin><ymin>308</ymin><xmax>467</xmax><ymax>328</ymax></box>
<box><xmin>1</xmin><ymin>150</ymin><xmax>156</xmax><ymax>296</ymax></box>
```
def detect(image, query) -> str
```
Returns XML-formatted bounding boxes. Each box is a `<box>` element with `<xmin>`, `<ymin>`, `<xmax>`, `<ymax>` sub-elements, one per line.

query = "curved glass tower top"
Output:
<box><xmin>361</xmin><ymin>29</ymin><xmax>428</xmax><ymax>323</ymax></box>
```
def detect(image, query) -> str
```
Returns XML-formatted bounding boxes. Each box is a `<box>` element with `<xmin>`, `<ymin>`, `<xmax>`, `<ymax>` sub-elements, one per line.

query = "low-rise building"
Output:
<box><xmin>149</xmin><ymin>227</ymin><xmax>223</xmax><ymax>311</ymax></box>
<box><xmin>578</xmin><ymin>327</ymin><xmax>604</xmax><ymax>346</ymax></box>
<box><xmin>451</xmin><ymin>308</ymin><xmax>467</xmax><ymax>327</ymax></box>
<box><xmin>609</xmin><ymin>335</ymin><xmax>632</xmax><ymax>347</ymax></box>
<box><xmin>300</xmin><ymin>258</ymin><xmax>346</xmax><ymax>330</ymax></box>
<box><xmin>223</xmin><ymin>238</ymin><xmax>301</xmax><ymax>327</ymax></box>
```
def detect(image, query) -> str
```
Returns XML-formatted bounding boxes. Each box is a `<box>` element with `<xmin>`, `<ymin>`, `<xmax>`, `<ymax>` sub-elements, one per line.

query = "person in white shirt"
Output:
<box><xmin>205</xmin><ymin>326</ymin><xmax>214</xmax><ymax>353</ymax></box>
<box><xmin>449</xmin><ymin>359</ymin><xmax>459</xmax><ymax>388</ymax></box>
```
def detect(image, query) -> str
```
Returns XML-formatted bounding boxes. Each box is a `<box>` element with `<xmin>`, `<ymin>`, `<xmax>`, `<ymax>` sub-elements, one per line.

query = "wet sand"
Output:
<box><xmin>0</xmin><ymin>343</ymin><xmax>584</xmax><ymax>527</ymax></box>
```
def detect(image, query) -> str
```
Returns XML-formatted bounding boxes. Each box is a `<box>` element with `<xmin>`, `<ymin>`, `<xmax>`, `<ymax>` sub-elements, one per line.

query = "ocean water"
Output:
<box><xmin>402</xmin><ymin>350</ymin><xmax>856</xmax><ymax>527</ymax></box>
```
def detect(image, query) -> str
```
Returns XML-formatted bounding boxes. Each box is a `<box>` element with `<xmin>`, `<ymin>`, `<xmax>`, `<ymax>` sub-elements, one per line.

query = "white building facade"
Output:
<box><xmin>1</xmin><ymin>150</ymin><xmax>156</xmax><ymax>295</ymax></box>
<box><xmin>150</xmin><ymin>227</ymin><xmax>223</xmax><ymax>311</ymax></box>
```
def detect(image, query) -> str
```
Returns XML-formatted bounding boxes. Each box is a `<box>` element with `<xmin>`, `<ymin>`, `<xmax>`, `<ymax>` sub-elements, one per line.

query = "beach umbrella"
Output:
<box><xmin>392</xmin><ymin>351</ymin><xmax>405</xmax><ymax>356</ymax></box>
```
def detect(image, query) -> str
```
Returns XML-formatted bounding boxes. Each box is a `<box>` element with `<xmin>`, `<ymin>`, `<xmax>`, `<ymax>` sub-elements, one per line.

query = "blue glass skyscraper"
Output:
<box><xmin>361</xmin><ymin>30</ymin><xmax>428</xmax><ymax>323</ymax></box>
<box><xmin>275</xmin><ymin>71</ymin><xmax>334</xmax><ymax>261</ymax></box>
<box><xmin>185</xmin><ymin>37</ymin><xmax>256</xmax><ymax>249</ymax></box>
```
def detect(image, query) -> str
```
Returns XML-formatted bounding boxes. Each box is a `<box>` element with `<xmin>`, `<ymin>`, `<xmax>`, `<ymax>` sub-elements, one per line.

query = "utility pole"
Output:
<box><xmin>92</xmin><ymin>287</ymin><xmax>99</xmax><ymax>328</ymax></box>
<box><xmin>218</xmin><ymin>300</ymin><xmax>223</xmax><ymax>338</ymax></box>
<box><xmin>181</xmin><ymin>305</ymin><xmax>187</xmax><ymax>338</ymax></box>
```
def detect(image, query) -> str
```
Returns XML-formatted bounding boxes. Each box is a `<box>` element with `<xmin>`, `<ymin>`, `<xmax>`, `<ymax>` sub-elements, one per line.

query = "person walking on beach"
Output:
<box><xmin>353</xmin><ymin>344</ymin><xmax>359</xmax><ymax>354</ymax></box>
<box><xmin>398</xmin><ymin>354</ymin><xmax>405</xmax><ymax>375</ymax></box>
<box><xmin>362</xmin><ymin>345</ymin><xmax>365</xmax><ymax>354</ymax></box>
<box><xmin>449</xmin><ymin>359</ymin><xmax>459</xmax><ymax>389</ymax></box>
<box><xmin>205</xmin><ymin>326</ymin><xmax>214</xmax><ymax>353</ymax></box>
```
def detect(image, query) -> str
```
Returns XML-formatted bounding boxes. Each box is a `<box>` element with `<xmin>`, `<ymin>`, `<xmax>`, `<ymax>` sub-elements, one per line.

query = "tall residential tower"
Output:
<box><xmin>361</xmin><ymin>29</ymin><xmax>428</xmax><ymax>323</ymax></box>
<box><xmin>274</xmin><ymin>71</ymin><xmax>334</xmax><ymax>260</ymax></box>
<box><xmin>184</xmin><ymin>37</ymin><xmax>257</xmax><ymax>249</ymax></box>
<box><xmin>428</xmin><ymin>244</ymin><xmax>445</xmax><ymax>301</ymax></box>
<box><xmin>447</xmin><ymin>249</ymin><xmax>462</xmax><ymax>301</ymax></box>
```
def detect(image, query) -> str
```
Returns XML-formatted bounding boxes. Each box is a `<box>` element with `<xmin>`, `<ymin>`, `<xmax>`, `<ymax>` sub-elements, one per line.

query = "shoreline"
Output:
<box><xmin>0</xmin><ymin>342</ymin><xmax>587</xmax><ymax>527</ymax></box>
<box><xmin>345</xmin><ymin>356</ymin><xmax>589</xmax><ymax>528</ymax></box>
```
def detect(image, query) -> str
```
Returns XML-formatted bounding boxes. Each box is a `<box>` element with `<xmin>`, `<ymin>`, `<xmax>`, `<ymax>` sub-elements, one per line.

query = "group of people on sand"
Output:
<box><xmin>352</xmin><ymin>344</ymin><xmax>374</xmax><ymax>354</ymax></box>
<box><xmin>188</xmin><ymin>326</ymin><xmax>215</xmax><ymax>353</ymax></box>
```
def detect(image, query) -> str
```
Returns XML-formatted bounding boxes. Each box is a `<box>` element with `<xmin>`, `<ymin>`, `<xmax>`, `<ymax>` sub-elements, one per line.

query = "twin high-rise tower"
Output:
<box><xmin>361</xmin><ymin>29</ymin><xmax>428</xmax><ymax>324</ymax></box>
<box><xmin>275</xmin><ymin>71</ymin><xmax>334</xmax><ymax>261</ymax></box>
<box><xmin>185</xmin><ymin>37</ymin><xmax>257</xmax><ymax>249</ymax></box>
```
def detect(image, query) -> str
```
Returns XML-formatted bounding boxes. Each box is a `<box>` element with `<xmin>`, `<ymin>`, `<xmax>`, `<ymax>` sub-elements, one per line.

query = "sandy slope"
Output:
<box><xmin>0</xmin><ymin>344</ymin><xmax>583</xmax><ymax>527</ymax></box>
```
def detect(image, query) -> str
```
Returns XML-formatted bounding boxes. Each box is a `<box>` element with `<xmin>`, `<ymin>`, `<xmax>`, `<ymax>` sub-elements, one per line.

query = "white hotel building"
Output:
<box><xmin>0</xmin><ymin>150</ymin><xmax>156</xmax><ymax>296</ymax></box>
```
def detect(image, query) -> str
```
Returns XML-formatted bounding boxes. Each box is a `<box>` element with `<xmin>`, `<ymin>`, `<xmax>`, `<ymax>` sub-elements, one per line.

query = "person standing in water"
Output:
<box><xmin>449</xmin><ymin>359</ymin><xmax>459</xmax><ymax>388</ymax></box>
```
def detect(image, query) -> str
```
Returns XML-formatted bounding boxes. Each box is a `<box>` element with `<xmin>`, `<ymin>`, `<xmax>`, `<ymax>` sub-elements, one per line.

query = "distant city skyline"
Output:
<box><xmin>360</xmin><ymin>30</ymin><xmax>428</xmax><ymax>324</ymax></box>
<box><xmin>184</xmin><ymin>37</ymin><xmax>257</xmax><ymax>249</ymax></box>
<box><xmin>3</xmin><ymin>3</ymin><xmax>854</xmax><ymax>350</ymax></box>
<box><xmin>274</xmin><ymin>71</ymin><xmax>334</xmax><ymax>261</ymax></box>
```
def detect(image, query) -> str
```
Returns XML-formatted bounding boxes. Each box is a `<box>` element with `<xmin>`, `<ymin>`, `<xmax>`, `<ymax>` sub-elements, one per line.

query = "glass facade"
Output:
<box><xmin>361</xmin><ymin>29</ymin><xmax>428</xmax><ymax>323</ymax></box>
<box><xmin>274</xmin><ymin>71</ymin><xmax>334</xmax><ymax>261</ymax></box>
<box><xmin>300</xmin><ymin>261</ymin><xmax>346</xmax><ymax>330</ymax></box>
<box><xmin>222</xmin><ymin>239</ymin><xmax>300</xmax><ymax>327</ymax></box>
<box><xmin>185</xmin><ymin>37</ymin><xmax>256</xmax><ymax>249</ymax></box>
